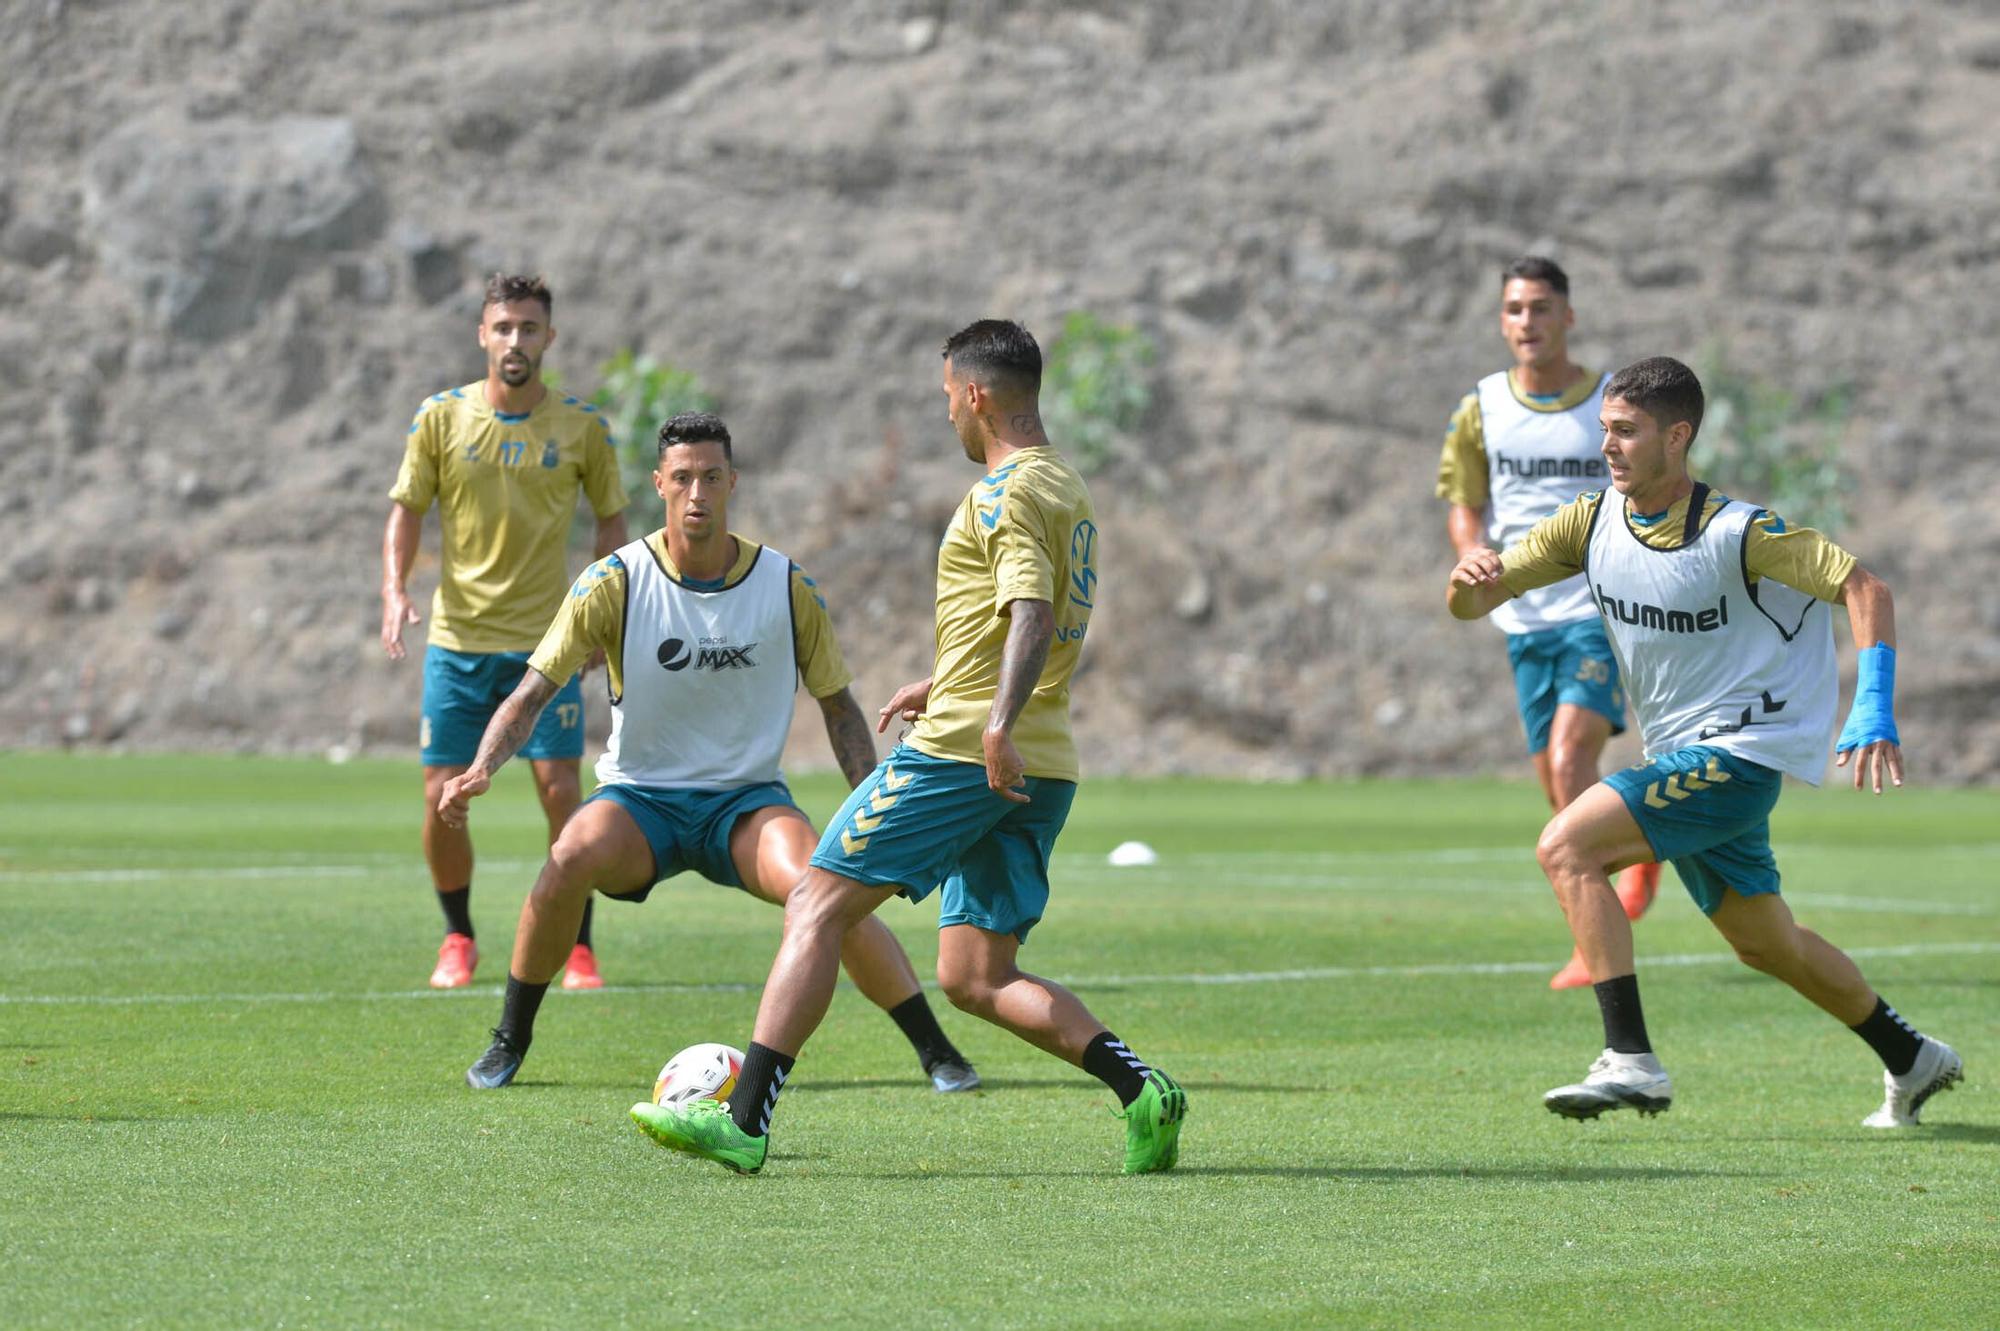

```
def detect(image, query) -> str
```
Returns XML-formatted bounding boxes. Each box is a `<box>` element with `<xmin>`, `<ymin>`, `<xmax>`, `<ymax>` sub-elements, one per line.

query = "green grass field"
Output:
<box><xmin>1</xmin><ymin>753</ymin><xmax>1994</xmax><ymax>1328</ymax></box>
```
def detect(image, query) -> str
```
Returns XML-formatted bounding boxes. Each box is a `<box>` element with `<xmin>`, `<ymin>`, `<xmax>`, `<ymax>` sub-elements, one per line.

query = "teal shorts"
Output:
<box><xmin>421</xmin><ymin>646</ymin><xmax>584</xmax><ymax>766</ymax></box>
<box><xmin>587</xmin><ymin>781</ymin><xmax>797</xmax><ymax>900</ymax></box>
<box><xmin>1604</xmin><ymin>745</ymin><xmax>1784</xmax><ymax>916</ymax></box>
<box><xmin>810</xmin><ymin>744</ymin><xmax>1077</xmax><ymax>943</ymax></box>
<box><xmin>1506</xmin><ymin>620</ymin><xmax>1627</xmax><ymax>755</ymax></box>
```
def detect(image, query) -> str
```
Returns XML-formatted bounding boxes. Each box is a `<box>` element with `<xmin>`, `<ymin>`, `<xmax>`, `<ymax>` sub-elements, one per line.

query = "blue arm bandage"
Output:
<box><xmin>1835</xmin><ymin>643</ymin><xmax>1899</xmax><ymax>753</ymax></box>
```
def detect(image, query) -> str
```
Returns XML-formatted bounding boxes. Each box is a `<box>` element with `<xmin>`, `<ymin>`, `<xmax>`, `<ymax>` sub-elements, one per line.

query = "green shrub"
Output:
<box><xmin>1696</xmin><ymin>350</ymin><xmax>1851</xmax><ymax>534</ymax></box>
<box><xmin>1042</xmin><ymin>312</ymin><xmax>1156</xmax><ymax>473</ymax></box>
<box><xmin>569</xmin><ymin>351</ymin><xmax>718</xmax><ymax>532</ymax></box>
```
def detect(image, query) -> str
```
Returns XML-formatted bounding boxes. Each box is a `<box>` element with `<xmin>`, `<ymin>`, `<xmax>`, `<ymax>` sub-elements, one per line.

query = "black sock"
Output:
<box><xmin>1081</xmin><ymin>1031</ymin><xmax>1151</xmax><ymax>1108</ymax></box>
<box><xmin>1850</xmin><ymin>997</ymin><xmax>1922</xmax><ymax>1077</ymax></box>
<box><xmin>1592</xmin><ymin>974</ymin><xmax>1652</xmax><ymax>1055</ymax></box>
<box><xmin>497</xmin><ymin>976</ymin><xmax>549</xmax><ymax>1049</ymax></box>
<box><xmin>575</xmin><ymin>898</ymin><xmax>594</xmax><ymax>950</ymax></box>
<box><xmin>729</xmin><ymin>1042</ymin><xmax>795</xmax><ymax>1137</ymax></box>
<box><xmin>438</xmin><ymin>884</ymin><xmax>473</xmax><ymax>939</ymax></box>
<box><xmin>886</xmin><ymin>993</ymin><xmax>962</xmax><ymax>1070</ymax></box>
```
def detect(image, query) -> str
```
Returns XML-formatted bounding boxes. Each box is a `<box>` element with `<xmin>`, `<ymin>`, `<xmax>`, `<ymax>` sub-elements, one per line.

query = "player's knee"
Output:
<box><xmin>534</xmin><ymin>767</ymin><xmax>581</xmax><ymax>812</ymax></box>
<box><xmin>422</xmin><ymin>767</ymin><xmax>463</xmax><ymax>811</ymax></box>
<box><xmin>1535</xmin><ymin>820</ymin><xmax>1579</xmax><ymax>879</ymax></box>
<box><xmin>936</xmin><ymin>963</ymin><xmax>993</xmax><ymax>1016</ymax></box>
<box><xmin>782</xmin><ymin>871</ymin><xmax>858</xmax><ymax>940</ymax></box>
<box><xmin>1727</xmin><ymin>933</ymin><xmax>1797</xmax><ymax>976</ymax></box>
<box><xmin>1548</xmin><ymin>745</ymin><xmax>1596</xmax><ymax>801</ymax></box>
<box><xmin>538</xmin><ymin>836</ymin><xmax>605</xmax><ymax>900</ymax></box>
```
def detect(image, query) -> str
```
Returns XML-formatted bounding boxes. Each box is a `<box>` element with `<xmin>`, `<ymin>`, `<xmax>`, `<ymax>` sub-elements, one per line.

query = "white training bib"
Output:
<box><xmin>595</xmin><ymin>540</ymin><xmax>799</xmax><ymax>790</ymax></box>
<box><xmin>1477</xmin><ymin>369</ymin><xmax>1609</xmax><ymax>634</ymax></box>
<box><xmin>1585</xmin><ymin>492</ymin><xmax>1837</xmax><ymax>785</ymax></box>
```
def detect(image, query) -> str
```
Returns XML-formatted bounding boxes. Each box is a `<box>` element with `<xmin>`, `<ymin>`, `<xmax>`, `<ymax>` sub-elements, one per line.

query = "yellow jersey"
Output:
<box><xmin>909</xmin><ymin>448</ymin><xmax>1097</xmax><ymax>783</ymax></box>
<box><xmin>389</xmin><ymin>382</ymin><xmax>628</xmax><ymax>653</ymax></box>
<box><xmin>1501</xmin><ymin>488</ymin><xmax>1857</xmax><ymax>603</ymax></box>
<box><xmin>527</xmin><ymin>532</ymin><xmax>852</xmax><ymax>702</ymax></box>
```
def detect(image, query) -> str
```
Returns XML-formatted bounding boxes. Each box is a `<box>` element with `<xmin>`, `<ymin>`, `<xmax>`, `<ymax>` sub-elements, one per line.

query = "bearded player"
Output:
<box><xmin>382</xmin><ymin>274</ymin><xmax>629</xmax><ymax>991</ymax></box>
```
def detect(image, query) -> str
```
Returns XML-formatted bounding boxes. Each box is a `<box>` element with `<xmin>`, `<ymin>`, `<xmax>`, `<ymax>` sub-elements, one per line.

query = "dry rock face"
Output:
<box><xmin>4</xmin><ymin>1</ymin><xmax>1998</xmax><ymax>780</ymax></box>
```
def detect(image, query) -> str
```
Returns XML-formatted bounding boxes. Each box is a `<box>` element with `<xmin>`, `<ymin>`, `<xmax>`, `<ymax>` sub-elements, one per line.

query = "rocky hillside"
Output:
<box><xmin>5</xmin><ymin>1</ymin><xmax>1999</xmax><ymax>780</ymax></box>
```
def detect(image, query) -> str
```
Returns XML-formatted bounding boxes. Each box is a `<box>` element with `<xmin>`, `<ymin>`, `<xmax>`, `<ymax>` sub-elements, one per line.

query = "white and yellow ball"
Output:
<box><xmin>652</xmin><ymin>1042</ymin><xmax>745</xmax><ymax>1107</ymax></box>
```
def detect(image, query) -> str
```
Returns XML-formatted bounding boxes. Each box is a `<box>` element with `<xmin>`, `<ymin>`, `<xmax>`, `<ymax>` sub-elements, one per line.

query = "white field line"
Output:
<box><xmin>2</xmin><ymin>940</ymin><xmax>1994</xmax><ymax>1009</ymax></box>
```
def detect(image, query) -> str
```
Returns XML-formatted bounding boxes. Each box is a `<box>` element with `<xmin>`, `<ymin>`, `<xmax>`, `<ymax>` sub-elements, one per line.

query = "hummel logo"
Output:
<box><xmin>1642</xmin><ymin>756</ymin><xmax>1733</xmax><ymax>809</ymax></box>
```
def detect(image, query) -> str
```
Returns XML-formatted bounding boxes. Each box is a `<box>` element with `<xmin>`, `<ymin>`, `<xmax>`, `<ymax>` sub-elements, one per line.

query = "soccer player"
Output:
<box><xmin>1438</xmin><ymin>257</ymin><xmax>1663</xmax><ymax>990</ymax></box>
<box><xmin>440</xmin><ymin>412</ymin><xmax>979</xmax><ymax>1095</ymax></box>
<box><xmin>628</xmin><ymin>320</ymin><xmax>1187</xmax><ymax>1175</ymax></box>
<box><xmin>1447</xmin><ymin>356</ymin><xmax>1962</xmax><ymax>1127</ymax></box>
<box><xmin>382</xmin><ymin>274</ymin><xmax>629</xmax><ymax>991</ymax></box>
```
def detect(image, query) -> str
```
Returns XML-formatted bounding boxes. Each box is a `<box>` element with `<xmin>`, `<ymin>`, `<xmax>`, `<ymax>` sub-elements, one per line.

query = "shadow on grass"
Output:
<box><xmin>841</xmin><ymin>1161</ymin><xmax>1762</xmax><ymax>1183</ymax></box>
<box><xmin>1921</xmin><ymin>1122</ymin><xmax>2000</xmax><ymax>1146</ymax></box>
<box><xmin>1172</xmin><ymin>1162</ymin><xmax>1767</xmax><ymax>1182</ymax></box>
<box><xmin>783</xmin><ymin>1078</ymin><xmax>1325</xmax><ymax>1095</ymax></box>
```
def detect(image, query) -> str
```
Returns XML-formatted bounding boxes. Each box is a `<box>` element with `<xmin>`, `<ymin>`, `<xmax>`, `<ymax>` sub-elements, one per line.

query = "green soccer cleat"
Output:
<box><xmin>629</xmin><ymin>1098</ymin><xmax>769</xmax><ymax>1175</ymax></box>
<box><xmin>1117</xmin><ymin>1069</ymin><xmax>1188</xmax><ymax>1175</ymax></box>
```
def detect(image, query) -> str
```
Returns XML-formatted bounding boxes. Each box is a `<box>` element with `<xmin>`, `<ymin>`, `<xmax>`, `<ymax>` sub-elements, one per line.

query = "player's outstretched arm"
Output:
<box><xmin>1832</xmin><ymin>564</ymin><xmax>1904</xmax><ymax>794</ymax></box>
<box><xmin>983</xmin><ymin>599</ymin><xmax>1053</xmax><ymax>804</ymax></box>
<box><xmin>1445</xmin><ymin>547</ymin><xmax>1512</xmax><ymax>621</ymax></box>
<box><xmin>437</xmin><ymin>670</ymin><xmax>561</xmax><ymax>826</ymax></box>
<box><xmin>380</xmin><ymin>503</ymin><xmax>424</xmax><ymax>660</ymax></box>
<box><xmin>817</xmin><ymin>688</ymin><xmax>878</xmax><ymax>789</ymax></box>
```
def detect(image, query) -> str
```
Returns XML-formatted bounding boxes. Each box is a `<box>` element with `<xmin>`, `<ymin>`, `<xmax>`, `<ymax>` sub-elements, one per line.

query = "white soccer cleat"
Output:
<box><xmin>1544</xmin><ymin>1049</ymin><xmax>1673</xmax><ymax>1120</ymax></box>
<box><xmin>1862</xmin><ymin>1038</ymin><xmax>1962</xmax><ymax>1128</ymax></box>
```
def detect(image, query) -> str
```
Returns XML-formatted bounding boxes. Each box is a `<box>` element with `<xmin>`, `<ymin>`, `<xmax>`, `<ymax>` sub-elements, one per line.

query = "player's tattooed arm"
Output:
<box><xmin>816</xmin><ymin>688</ymin><xmax>879</xmax><ymax>789</ymax></box>
<box><xmin>437</xmin><ymin>670</ymin><xmax>560</xmax><ymax>826</ymax></box>
<box><xmin>982</xmin><ymin>598</ymin><xmax>1054</xmax><ymax>803</ymax></box>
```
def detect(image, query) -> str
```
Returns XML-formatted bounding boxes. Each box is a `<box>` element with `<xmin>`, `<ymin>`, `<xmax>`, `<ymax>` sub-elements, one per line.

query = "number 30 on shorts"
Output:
<box><xmin>1573</xmin><ymin>657</ymin><xmax>1611</xmax><ymax>685</ymax></box>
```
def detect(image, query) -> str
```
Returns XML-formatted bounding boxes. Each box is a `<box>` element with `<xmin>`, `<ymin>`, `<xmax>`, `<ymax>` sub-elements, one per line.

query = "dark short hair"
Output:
<box><xmin>1604</xmin><ymin>356</ymin><xmax>1705</xmax><ymax>443</ymax></box>
<box><xmin>656</xmin><ymin>412</ymin><xmax>732</xmax><ymax>462</ymax></box>
<box><xmin>482</xmin><ymin>273</ymin><xmax>553</xmax><ymax>318</ymax></box>
<box><xmin>942</xmin><ymin>319</ymin><xmax>1041</xmax><ymax>401</ymax></box>
<box><xmin>1500</xmin><ymin>255</ymin><xmax>1570</xmax><ymax>299</ymax></box>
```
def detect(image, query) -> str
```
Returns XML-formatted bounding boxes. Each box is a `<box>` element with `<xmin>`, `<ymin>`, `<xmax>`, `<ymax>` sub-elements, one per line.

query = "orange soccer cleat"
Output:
<box><xmin>561</xmin><ymin>943</ymin><xmax>603</xmax><ymax>990</ymax></box>
<box><xmin>429</xmin><ymin>932</ymin><xmax>478</xmax><ymax>989</ymax></box>
<box><xmin>1617</xmin><ymin>862</ymin><xmax>1661</xmax><ymax>921</ymax></box>
<box><xmin>1549</xmin><ymin>950</ymin><xmax>1593</xmax><ymax>990</ymax></box>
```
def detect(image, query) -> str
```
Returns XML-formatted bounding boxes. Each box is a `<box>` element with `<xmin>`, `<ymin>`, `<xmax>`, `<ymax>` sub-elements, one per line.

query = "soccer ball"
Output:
<box><xmin>651</xmin><ymin>1042</ymin><xmax>745</xmax><ymax>1107</ymax></box>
